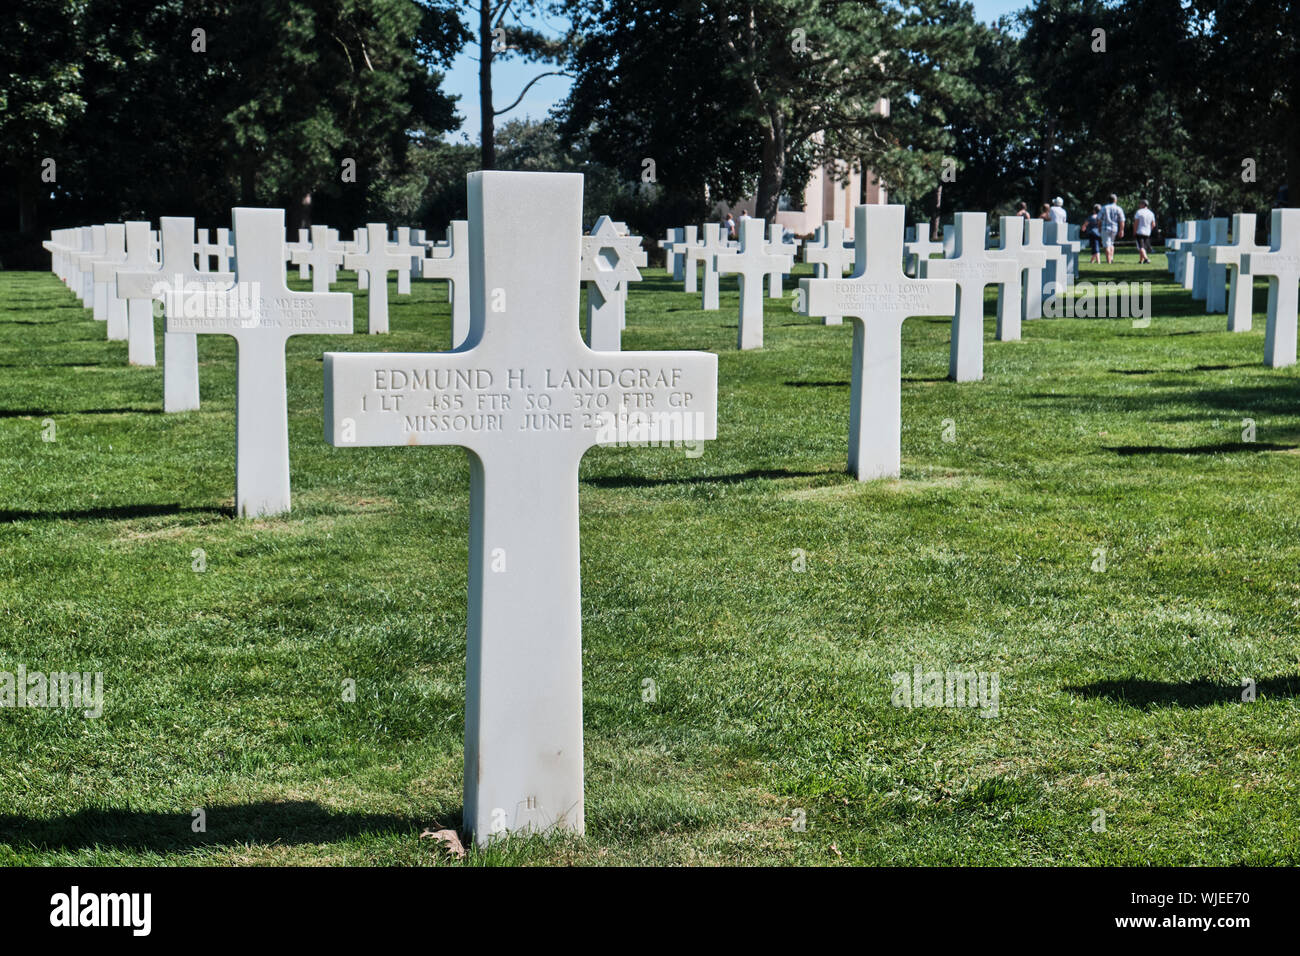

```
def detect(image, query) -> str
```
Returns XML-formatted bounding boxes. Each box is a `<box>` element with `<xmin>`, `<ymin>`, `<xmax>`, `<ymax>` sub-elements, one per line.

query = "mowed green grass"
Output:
<box><xmin>0</xmin><ymin>250</ymin><xmax>1297</xmax><ymax>866</ymax></box>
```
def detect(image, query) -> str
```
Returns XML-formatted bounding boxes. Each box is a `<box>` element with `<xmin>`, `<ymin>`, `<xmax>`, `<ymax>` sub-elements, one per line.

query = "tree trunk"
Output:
<box><xmin>479</xmin><ymin>0</ymin><xmax>495</xmax><ymax>170</ymax></box>
<box><xmin>931</xmin><ymin>184</ymin><xmax>943</xmax><ymax>240</ymax></box>
<box><xmin>754</xmin><ymin>109</ymin><xmax>785</xmax><ymax>221</ymax></box>
<box><xmin>298</xmin><ymin>191</ymin><xmax>313</xmax><ymax>230</ymax></box>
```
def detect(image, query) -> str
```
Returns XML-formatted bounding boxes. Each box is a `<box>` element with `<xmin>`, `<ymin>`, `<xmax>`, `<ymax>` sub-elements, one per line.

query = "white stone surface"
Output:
<box><xmin>715</xmin><ymin>218</ymin><xmax>793</xmax><ymax>349</ymax></box>
<box><xmin>804</xmin><ymin>221</ymin><xmax>856</xmax><ymax>325</ymax></box>
<box><xmin>421</xmin><ymin>221</ymin><xmax>471</xmax><ymax>348</ymax></box>
<box><xmin>904</xmin><ymin>221</ymin><xmax>943</xmax><ymax>277</ymax></box>
<box><xmin>1020</xmin><ymin>220</ymin><xmax>1056</xmax><ymax>321</ymax></box>
<box><xmin>800</xmin><ymin>204</ymin><xmax>956</xmax><ymax>480</ymax></box>
<box><xmin>114</xmin><ymin>221</ymin><xmax>159</xmax><ymax>366</ymax></box>
<box><xmin>92</xmin><ymin>224</ymin><xmax>129</xmax><ymax>339</ymax></box>
<box><xmin>581</xmin><ymin>216</ymin><xmax>646</xmax><ymax>351</ymax></box>
<box><xmin>389</xmin><ymin>227</ymin><xmax>420</xmax><ymax>295</ymax></box>
<box><xmin>659</xmin><ymin>227</ymin><xmax>685</xmax><ymax>281</ymax></box>
<box><xmin>1242</xmin><ymin>209</ymin><xmax>1300</xmax><ymax>369</ymax></box>
<box><xmin>173</xmin><ymin>207</ymin><xmax>352</xmax><ymax>515</ymax></box>
<box><xmin>76</xmin><ymin>226</ymin><xmax>106</xmax><ymax>305</ymax></box>
<box><xmin>1210</xmin><ymin>214</ymin><xmax>1268</xmax><ymax>332</ymax></box>
<box><xmin>921</xmin><ymin>213</ymin><xmax>1019</xmax><ymax>381</ymax></box>
<box><xmin>677</xmin><ymin>226</ymin><xmax>700</xmax><ymax>293</ymax></box>
<box><xmin>765</xmin><ymin>223</ymin><xmax>800</xmax><ymax>298</ymax></box>
<box><xmin>194</xmin><ymin>228</ymin><xmax>212</xmax><ymax>273</ymax></box>
<box><xmin>323</xmin><ymin>170</ymin><xmax>717</xmax><ymax>845</ymax></box>
<box><xmin>344</xmin><ymin>223</ymin><xmax>408</xmax><ymax>334</ymax></box>
<box><xmin>1042</xmin><ymin>221</ymin><xmax>1079</xmax><ymax>297</ymax></box>
<box><xmin>288</xmin><ymin>229</ymin><xmax>312</xmax><ymax>279</ymax></box>
<box><xmin>1182</xmin><ymin>220</ymin><xmax>1204</xmax><ymax>291</ymax></box>
<box><xmin>1192</xmin><ymin>218</ymin><xmax>1228</xmax><ymax>311</ymax></box>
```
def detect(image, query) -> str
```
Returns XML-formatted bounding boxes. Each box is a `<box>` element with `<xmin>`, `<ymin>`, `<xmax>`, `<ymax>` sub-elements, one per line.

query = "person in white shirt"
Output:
<box><xmin>1132</xmin><ymin>199</ymin><xmax>1156</xmax><ymax>264</ymax></box>
<box><xmin>1049</xmin><ymin>197</ymin><xmax>1068</xmax><ymax>224</ymax></box>
<box><xmin>1099</xmin><ymin>193</ymin><xmax>1125</xmax><ymax>264</ymax></box>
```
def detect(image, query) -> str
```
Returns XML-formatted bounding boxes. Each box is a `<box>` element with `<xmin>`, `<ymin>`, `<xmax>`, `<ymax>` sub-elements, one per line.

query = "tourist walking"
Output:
<box><xmin>1099</xmin><ymin>193</ymin><xmax>1125</xmax><ymax>264</ymax></box>
<box><xmin>1084</xmin><ymin>204</ymin><xmax>1102</xmax><ymax>263</ymax></box>
<box><xmin>1132</xmin><ymin>199</ymin><xmax>1155</xmax><ymax>264</ymax></box>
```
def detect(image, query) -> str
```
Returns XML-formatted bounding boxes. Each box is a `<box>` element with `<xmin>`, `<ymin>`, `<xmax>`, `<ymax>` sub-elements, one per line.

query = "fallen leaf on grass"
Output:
<box><xmin>420</xmin><ymin>828</ymin><xmax>466</xmax><ymax>859</ymax></box>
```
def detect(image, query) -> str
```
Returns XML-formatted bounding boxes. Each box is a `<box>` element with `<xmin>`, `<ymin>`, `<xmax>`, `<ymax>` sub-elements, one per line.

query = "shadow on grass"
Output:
<box><xmin>0</xmin><ymin>503</ymin><xmax>232</xmax><ymax>523</ymax></box>
<box><xmin>0</xmin><ymin>407</ymin><xmax>162</xmax><ymax>418</ymax></box>
<box><xmin>0</xmin><ymin>801</ymin><xmax>440</xmax><ymax>853</ymax></box>
<box><xmin>784</xmin><ymin>380</ymin><xmax>849</xmax><ymax>388</ymax></box>
<box><xmin>1104</xmin><ymin>442</ymin><xmax>1296</xmax><ymax>455</ymax></box>
<box><xmin>584</xmin><ymin>467</ymin><xmax>833</xmax><ymax>489</ymax></box>
<box><xmin>1065</xmin><ymin>676</ymin><xmax>1300</xmax><ymax>710</ymax></box>
<box><xmin>1108</xmin><ymin>363</ymin><xmax>1256</xmax><ymax>376</ymax></box>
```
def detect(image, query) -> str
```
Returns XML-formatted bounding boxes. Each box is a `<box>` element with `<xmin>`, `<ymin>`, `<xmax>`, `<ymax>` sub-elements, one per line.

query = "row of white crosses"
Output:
<box><xmin>43</xmin><ymin>215</ymin><xmax>476</xmax><ymax>519</ymax></box>
<box><xmin>1168</xmin><ymin>210</ymin><xmax>1300</xmax><ymax>367</ymax></box>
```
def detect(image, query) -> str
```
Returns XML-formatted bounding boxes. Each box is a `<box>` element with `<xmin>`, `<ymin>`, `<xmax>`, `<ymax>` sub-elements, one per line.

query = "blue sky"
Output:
<box><xmin>441</xmin><ymin>0</ymin><xmax>1030</xmax><ymax>142</ymax></box>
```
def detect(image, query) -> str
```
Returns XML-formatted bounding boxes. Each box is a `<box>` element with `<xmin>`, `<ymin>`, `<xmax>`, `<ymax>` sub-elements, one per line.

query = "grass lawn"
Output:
<box><xmin>0</xmin><ymin>250</ymin><xmax>1297</xmax><ymax>866</ymax></box>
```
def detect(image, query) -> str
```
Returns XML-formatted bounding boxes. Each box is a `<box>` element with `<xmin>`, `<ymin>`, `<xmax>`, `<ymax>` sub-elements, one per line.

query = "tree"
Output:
<box><xmin>463</xmin><ymin>0</ymin><xmax>569</xmax><ymax>169</ymax></box>
<box><xmin>560</xmin><ymin>0</ymin><xmax>977</xmax><ymax>222</ymax></box>
<box><xmin>0</xmin><ymin>0</ymin><xmax>93</xmax><ymax>236</ymax></box>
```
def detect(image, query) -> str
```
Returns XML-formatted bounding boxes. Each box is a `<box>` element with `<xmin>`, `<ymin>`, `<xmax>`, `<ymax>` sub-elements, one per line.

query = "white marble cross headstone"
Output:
<box><xmin>290</xmin><ymin>225</ymin><xmax>343</xmax><ymax>294</ymax></box>
<box><xmin>683</xmin><ymin>223</ymin><xmax>729</xmax><ymax>310</ymax></box>
<box><xmin>76</xmin><ymin>225</ymin><xmax>106</xmax><ymax>305</ymax></box>
<box><xmin>389</xmin><ymin>228</ymin><xmax>420</xmax><ymax>296</ymax></box>
<box><xmin>1210</xmin><ymin>213</ymin><xmax>1268</xmax><ymax>332</ymax></box>
<box><xmin>344</xmin><ymin>223</ymin><xmax>408</xmax><ymax>334</ymax></box>
<box><xmin>111</xmin><ymin>221</ymin><xmax>159</xmax><ymax>366</ymax></box>
<box><xmin>1043</xmin><ymin>221</ymin><xmax>1079</xmax><ymax>295</ymax></box>
<box><xmin>1164</xmin><ymin>221</ymin><xmax>1184</xmax><ymax>274</ymax></box>
<box><xmin>804</xmin><ymin>220</ymin><xmax>856</xmax><ymax>325</ymax></box>
<box><xmin>1242</xmin><ymin>209</ymin><xmax>1300</xmax><ymax>369</ymax></box>
<box><xmin>174</xmin><ymin>208</ymin><xmax>352</xmax><ymax>515</ymax></box>
<box><xmin>659</xmin><ymin>227</ymin><xmax>686</xmax><ymax>281</ymax></box>
<box><xmin>904</xmin><ymin>221</ymin><xmax>943</xmax><ymax>277</ymax></box>
<box><xmin>1191</xmin><ymin>218</ymin><xmax>1228</xmax><ymax>311</ymax></box>
<box><xmin>800</xmin><ymin>204</ymin><xmax>956</xmax><ymax>480</ymax></box>
<box><xmin>942</xmin><ymin>224</ymin><xmax>956</xmax><ymax>258</ymax></box>
<box><xmin>677</xmin><ymin>226</ymin><xmax>701</xmax><ymax>293</ymax></box>
<box><xmin>324</xmin><ymin>170</ymin><xmax>717</xmax><ymax>844</ymax></box>
<box><xmin>117</xmin><ymin>216</ymin><xmax>234</xmax><ymax>411</ymax></box>
<box><xmin>348</xmin><ymin>229</ymin><xmax>369</xmax><ymax>290</ymax></box>
<box><xmin>765</xmin><ymin>224</ymin><xmax>800</xmax><ymax>298</ymax></box>
<box><xmin>92</xmin><ymin>224</ymin><xmax>129</xmax><ymax>340</ymax></box>
<box><xmin>1180</xmin><ymin>220</ymin><xmax>1204</xmax><ymax>291</ymax></box>
<box><xmin>920</xmin><ymin>212</ymin><xmax>1019</xmax><ymax>381</ymax></box>
<box><xmin>420</xmin><ymin>220</ymin><xmax>471</xmax><ymax>348</ymax></box>
<box><xmin>287</xmin><ymin>229</ymin><xmax>312</xmax><ymax>280</ymax></box>
<box><xmin>1021</xmin><ymin>219</ymin><xmax>1057</xmax><ymax>320</ymax></box>
<box><xmin>988</xmin><ymin>216</ymin><xmax>1047</xmax><ymax>342</ymax></box>
<box><xmin>714</xmin><ymin>217</ymin><xmax>793</xmax><ymax>349</ymax></box>
<box><xmin>581</xmin><ymin>216</ymin><xmax>646</xmax><ymax>351</ymax></box>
